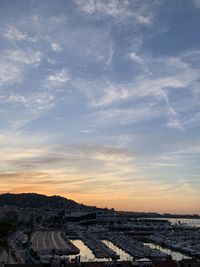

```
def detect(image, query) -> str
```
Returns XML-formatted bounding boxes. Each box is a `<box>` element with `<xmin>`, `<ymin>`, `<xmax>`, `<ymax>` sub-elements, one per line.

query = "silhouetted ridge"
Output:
<box><xmin>0</xmin><ymin>193</ymin><xmax>80</xmax><ymax>208</ymax></box>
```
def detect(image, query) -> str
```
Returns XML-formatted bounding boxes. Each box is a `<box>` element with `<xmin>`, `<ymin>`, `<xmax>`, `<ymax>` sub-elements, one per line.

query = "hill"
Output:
<box><xmin>0</xmin><ymin>193</ymin><xmax>82</xmax><ymax>209</ymax></box>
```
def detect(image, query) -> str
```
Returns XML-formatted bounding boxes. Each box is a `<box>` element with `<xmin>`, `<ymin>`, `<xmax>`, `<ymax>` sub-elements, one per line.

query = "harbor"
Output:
<box><xmin>143</xmin><ymin>242</ymin><xmax>191</xmax><ymax>261</ymax></box>
<box><xmin>146</xmin><ymin>228</ymin><xmax>200</xmax><ymax>258</ymax></box>
<box><xmin>27</xmin><ymin>216</ymin><xmax>200</xmax><ymax>263</ymax></box>
<box><xmin>6</xmin><ymin>206</ymin><xmax>200</xmax><ymax>265</ymax></box>
<box><xmin>102</xmin><ymin>240</ymin><xmax>133</xmax><ymax>261</ymax></box>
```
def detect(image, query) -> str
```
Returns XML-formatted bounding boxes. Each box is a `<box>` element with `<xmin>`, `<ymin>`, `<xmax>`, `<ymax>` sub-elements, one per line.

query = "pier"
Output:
<box><xmin>107</xmin><ymin>233</ymin><xmax>169</xmax><ymax>260</ymax></box>
<box><xmin>79</xmin><ymin>233</ymin><xmax>119</xmax><ymax>260</ymax></box>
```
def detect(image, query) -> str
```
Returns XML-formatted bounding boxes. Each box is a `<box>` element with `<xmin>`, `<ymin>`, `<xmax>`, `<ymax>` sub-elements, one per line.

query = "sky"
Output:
<box><xmin>0</xmin><ymin>0</ymin><xmax>200</xmax><ymax>214</ymax></box>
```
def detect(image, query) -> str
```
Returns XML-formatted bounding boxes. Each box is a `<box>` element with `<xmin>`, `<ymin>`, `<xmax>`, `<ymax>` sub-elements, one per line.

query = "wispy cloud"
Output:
<box><xmin>0</xmin><ymin>61</ymin><xmax>22</xmax><ymax>86</ymax></box>
<box><xmin>128</xmin><ymin>52</ymin><xmax>144</xmax><ymax>64</ymax></box>
<box><xmin>46</xmin><ymin>69</ymin><xmax>70</xmax><ymax>85</ymax></box>
<box><xmin>5</xmin><ymin>49</ymin><xmax>42</xmax><ymax>65</ymax></box>
<box><xmin>3</xmin><ymin>25</ymin><xmax>28</xmax><ymax>42</ymax></box>
<box><xmin>4</xmin><ymin>91</ymin><xmax>56</xmax><ymax>110</ymax></box>
<box><xmin>0</xmin><ymin>132</ymin><xmax>137</xmax><ymax>199</ymax></box>
<box><xmin>2</xmin><ymin>24</ymin><xmax>39</xmax><ymax>43</ymax></box>
<box><xmin>0</xmin><ymin>48</ymin><xmax>43</xmax><ymax>88</ymax></box>
<box><xmin>51</xmin><ymin>42</ymin><xmax>62</xmax><ymax>51</ymax></box>
<box><xmin>80</xmin><ymin>50</ymin><xmax>200</xmax><ymax>130</ymax></box>
<box><xmin>74</xmin><ymin>0</ymin><xmax>158</xmax><ymax>25</ymax></box>
<box><xmin>78</xmin><ymin>79</ymin><xmax>128</xmax><ymax>108</ymax></box>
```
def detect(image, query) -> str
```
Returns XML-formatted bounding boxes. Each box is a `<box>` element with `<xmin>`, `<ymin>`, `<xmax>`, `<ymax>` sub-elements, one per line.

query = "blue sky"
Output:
<box><xmin>0</xmin><ymin>0</ymin><xmax>200</xmax><ymax>213</ymax></box>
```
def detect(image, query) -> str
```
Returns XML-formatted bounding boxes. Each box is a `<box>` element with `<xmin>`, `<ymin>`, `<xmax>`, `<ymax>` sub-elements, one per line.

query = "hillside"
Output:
<box><xmin>0</xmin><ymin>193</ymin><xmax>82</xmax><ymax>209</ymax></box>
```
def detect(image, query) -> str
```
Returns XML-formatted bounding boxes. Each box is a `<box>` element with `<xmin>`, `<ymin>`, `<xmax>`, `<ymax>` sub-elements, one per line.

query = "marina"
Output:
<box><xmin>8</xmin><ymin>211</ymin><xmax>200</xmax><ymax>264</ymax></box>
<box><xmin>107</xmin><ymin>233</ymin><xmax>169</xmax><ymax>260</ymax></box>
<box><xmin>147</xmin><ymin>229</ymin><xmax>200</xmax><ymax>258</ymax></box>
<box><xmin>102</xmin><ymin>240</ymin><xmax>133</xmax><ymax>261</ymax></box>
<box><xmin>77</xmin><ymin>234</ymin><xmax>119</xmax><ymax>260</ymax></box>
<box><xmin>70</xmin><ymin>239</ymin><xmax>98</xmax><ymax>262</ymax></box>
<box><xmin>168</xmin><ymin>218</ymin><xmax>200</xmax><ymax>228</ymax></box>
<box><xmin>143</xmin><ymin>242</ymin><xmax>191</xmax><ymax>261</ymax></box>
<box><xmin>30</xmin><ymin>218</ymin><xmax>200</xmax><ymax>263</ymax></box>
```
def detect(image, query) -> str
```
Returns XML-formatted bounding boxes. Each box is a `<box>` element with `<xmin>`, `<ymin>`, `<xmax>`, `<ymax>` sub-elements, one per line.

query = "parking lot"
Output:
<box><xmin>31</xmin><ymin>230</ymin><xmax>72</xmax><ymax>252</ymax></box>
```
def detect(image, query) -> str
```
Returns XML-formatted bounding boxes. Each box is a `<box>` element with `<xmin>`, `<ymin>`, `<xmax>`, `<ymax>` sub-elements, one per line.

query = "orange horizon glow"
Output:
<box><xmin>3</xmin><ymin>187</ymin><xmax>199</xmax><ymax>215</ymax></box>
